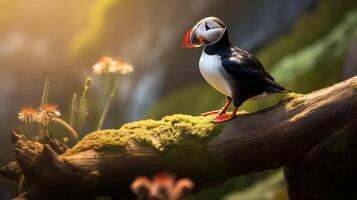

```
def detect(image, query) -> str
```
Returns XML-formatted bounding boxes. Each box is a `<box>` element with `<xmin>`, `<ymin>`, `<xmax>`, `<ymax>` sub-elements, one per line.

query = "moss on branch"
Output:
<box><xmin>64</xmin><ymin>114</ymin><xmax>230</xmax><ymax>184</ymax></box>
<box><xmin>65</xmin><ymin>114</ymin><xmax>223</xmax><ymax>156</ymax></box>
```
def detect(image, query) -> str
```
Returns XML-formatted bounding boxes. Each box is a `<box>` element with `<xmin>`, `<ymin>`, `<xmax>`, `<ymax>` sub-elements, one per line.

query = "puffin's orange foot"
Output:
<box><xmin>212</xmin><ymin>113</ymin><xmax>236</xmax><ymax>123</ymax></box>
<box><xmin>200</xmin><ymin>110</ymin><xmax>221</xmax><ymax>116</ymax></box>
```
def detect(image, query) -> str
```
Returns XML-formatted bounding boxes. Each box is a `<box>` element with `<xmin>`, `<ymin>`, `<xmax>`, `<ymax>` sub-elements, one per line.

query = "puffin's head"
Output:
<box><xmin>182</xmin><ymin>17</ymin><xmax>226</xmax><ymax>48</ymax></box>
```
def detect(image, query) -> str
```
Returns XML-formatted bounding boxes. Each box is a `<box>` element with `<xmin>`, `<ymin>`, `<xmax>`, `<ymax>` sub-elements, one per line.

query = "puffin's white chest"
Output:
<box><xmin>199</xmin><ymin>52</ymin><xmax>232</xmax><ymax>96</ymax></box>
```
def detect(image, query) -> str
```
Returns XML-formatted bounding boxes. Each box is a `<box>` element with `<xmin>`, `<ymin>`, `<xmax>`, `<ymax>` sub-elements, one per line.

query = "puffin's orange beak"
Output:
<box><xmin>182</xmin><ymin>29</ymin><xmax>194</xmax><ymax>48</ymax></box>
<box><xmin>182</xmin><ymin>28</ymin><xmax>202</xmax><ymax>48</ymax></box>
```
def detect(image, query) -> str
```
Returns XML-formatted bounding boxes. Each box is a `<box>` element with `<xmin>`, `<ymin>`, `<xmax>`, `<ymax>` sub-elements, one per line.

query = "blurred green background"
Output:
<box><xmin>0</xmin><ymin>0</ymin><xmax>357</xmax><ymax>199</ymax></box>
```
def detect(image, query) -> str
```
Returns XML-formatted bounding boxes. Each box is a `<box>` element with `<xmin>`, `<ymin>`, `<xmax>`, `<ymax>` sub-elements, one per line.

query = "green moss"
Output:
<box><xmin>282</xmin><ymin>92</ymin><xmax>304</xmax><ymax>101</ymax></box>
<box><xmin>257</xmin><ymin>0</ymin><xmax>357</xmax><ymax>67</ymax></box>
<box><xmin>282</xmin><ymin>92</ymin><xmax>305</xmax><ymax>110</ymax></box>
<box><xmin>65</xmin><ymin>114</ymin><xmax>222</xmax><ymax>155</ymax></box>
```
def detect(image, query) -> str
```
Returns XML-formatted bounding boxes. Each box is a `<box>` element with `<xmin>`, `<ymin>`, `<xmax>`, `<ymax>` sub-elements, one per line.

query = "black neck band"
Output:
<box><xmin>204</xmin><ymin>30</ymin><xmax>231</xmax><ymax>55</ymax></box>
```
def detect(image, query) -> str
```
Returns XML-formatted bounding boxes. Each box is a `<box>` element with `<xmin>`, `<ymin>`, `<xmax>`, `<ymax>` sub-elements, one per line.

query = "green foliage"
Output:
<box><xmin>222</xmin><ymin>171</ymin><xmax>287</xmax><ymax>200</ymax></box>
<box><xmin>184</xmin><ymin>170</ymin><xmax>277</xmax><ymax>200</ymax></box>
<box><xmin>257</xmin><ymin>0</ymin><xmax>357</xmax><ymax>67</ymax></box>
<box><xmin>271</xmin><ymin>8</ymin><xmax>357</xmax><ymax>93</ymax></box>
<box><xmin>69</xmin><ymin>0</ymin><xmax>121</xmax><ymax>59</ymax></box>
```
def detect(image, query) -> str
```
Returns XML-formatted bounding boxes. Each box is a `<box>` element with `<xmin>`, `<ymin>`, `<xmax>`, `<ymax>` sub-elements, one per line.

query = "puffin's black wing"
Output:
<box><xmin>221</xmin><ymin>48</ymin><xmax>286</xmax><ymax>93</ymax></box>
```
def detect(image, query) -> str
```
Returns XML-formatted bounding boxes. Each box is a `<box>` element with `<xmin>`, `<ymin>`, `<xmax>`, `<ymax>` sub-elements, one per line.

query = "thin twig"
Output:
<box><xmin>52</xmin><ymin>117</ymin><xmax>78</xmax><ymax>141</ymax></box>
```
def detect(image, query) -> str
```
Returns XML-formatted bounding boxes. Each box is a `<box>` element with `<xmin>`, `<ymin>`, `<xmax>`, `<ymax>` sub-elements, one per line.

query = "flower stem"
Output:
<box><xmin>97</xmin><ymin>75</ymin><xmax>120</xmax><ymax>130</ymax></box>
<box><xmin>52</xmin><ymin>117</ymin><xmax>78</xmax><ymax>141</ymax></box>
<box><xmin>25</xmin><ymin>119</ymin><xmax>30</xmax><ymax>138</ymax></box>
<box><xmin>70</xmin><ymin>93</ymin><xmax>78</xmax><ymax>130</ymax></box>
<box><xmin>95</xmin><ymin>73</ymin><xmax>111</xmax><ymax>127</ymax></box>
<box><xmin>41</xmin><ymin>78</ymin><xmax>50</xmax><ymax>106</ymax></box>
<box><xmin>38</xmin><ymin>124</ymin><xmax>48</xmax><ymax>143</ymax></box>
<box><xmin>78</xmin><ymin>78</ymin><xmax>92</xmax><ymax>133</ymax></box>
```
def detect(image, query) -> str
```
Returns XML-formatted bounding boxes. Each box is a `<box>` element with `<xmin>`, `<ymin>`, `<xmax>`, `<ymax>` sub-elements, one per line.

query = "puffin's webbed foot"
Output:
<box><xmin>212</xmin><ymin>105</ymin><xmax>238</xmax><ymax>123</ymax></box>
<box><xmin>212</xmin><ymin>113</ymin><xmax>236</xmax><ymax>123</ymax></box>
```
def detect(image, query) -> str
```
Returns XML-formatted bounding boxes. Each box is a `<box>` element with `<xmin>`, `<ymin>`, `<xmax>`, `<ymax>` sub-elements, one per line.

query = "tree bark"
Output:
<box><xmin>2</xmin><ymin>76</ymin><xmax>357</xmax><ymax>200</ymax></box>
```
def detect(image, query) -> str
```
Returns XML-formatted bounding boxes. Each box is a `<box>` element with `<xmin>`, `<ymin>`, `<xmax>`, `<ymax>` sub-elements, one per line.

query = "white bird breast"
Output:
<box><xmin>199</xmin><ymin>52</ymin><xmax>232</xmax><ymax>97</ymax></box>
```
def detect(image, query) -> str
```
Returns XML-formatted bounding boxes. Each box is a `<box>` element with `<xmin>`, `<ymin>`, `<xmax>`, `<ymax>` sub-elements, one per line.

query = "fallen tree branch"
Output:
<box><xmin>0</xmin><ymin>162</ymin><xmax>21</xmax><ymax>182</ymax></box>
<box><xmin>2</xmin><ymin>76</ymin><xmax>357</xmax><ymax>199</ymax></box>
<box><xmin>208</xmin><ymin>75</ymin><xmax>357</xmax><ymax>174</ymax></box>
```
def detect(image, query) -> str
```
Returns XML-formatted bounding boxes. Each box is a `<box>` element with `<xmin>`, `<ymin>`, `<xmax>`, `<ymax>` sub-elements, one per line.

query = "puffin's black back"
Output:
<box><xmin>205</xmin><ymin>30</ymin><xmax>286</xmax><ymax>104</ymax></box>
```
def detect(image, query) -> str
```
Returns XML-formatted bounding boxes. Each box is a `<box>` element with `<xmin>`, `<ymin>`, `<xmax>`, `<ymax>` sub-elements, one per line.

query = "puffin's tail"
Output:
<box><xmin>264</xmin><ymin>78</ymin><xmax>290</xmax><ymax>93</ymax></box>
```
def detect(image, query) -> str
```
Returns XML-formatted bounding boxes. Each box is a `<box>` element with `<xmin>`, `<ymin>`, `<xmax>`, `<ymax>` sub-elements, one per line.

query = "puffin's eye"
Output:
<box><xmin>205</xmin><ymin>22</ymin><xmax>211</xmax><ymax>31</ymax></box>
<box><xmin>205</xmin><ymin>21</ymin><xmax>222</xmax><ymax>31</ymax></box>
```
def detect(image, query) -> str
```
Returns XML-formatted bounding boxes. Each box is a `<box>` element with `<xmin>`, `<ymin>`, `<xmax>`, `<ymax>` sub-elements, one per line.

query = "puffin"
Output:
<box><xmin>182</xmin><ymin>17</ymin><xmax>287</xmax><ymax>123</ymax></box>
